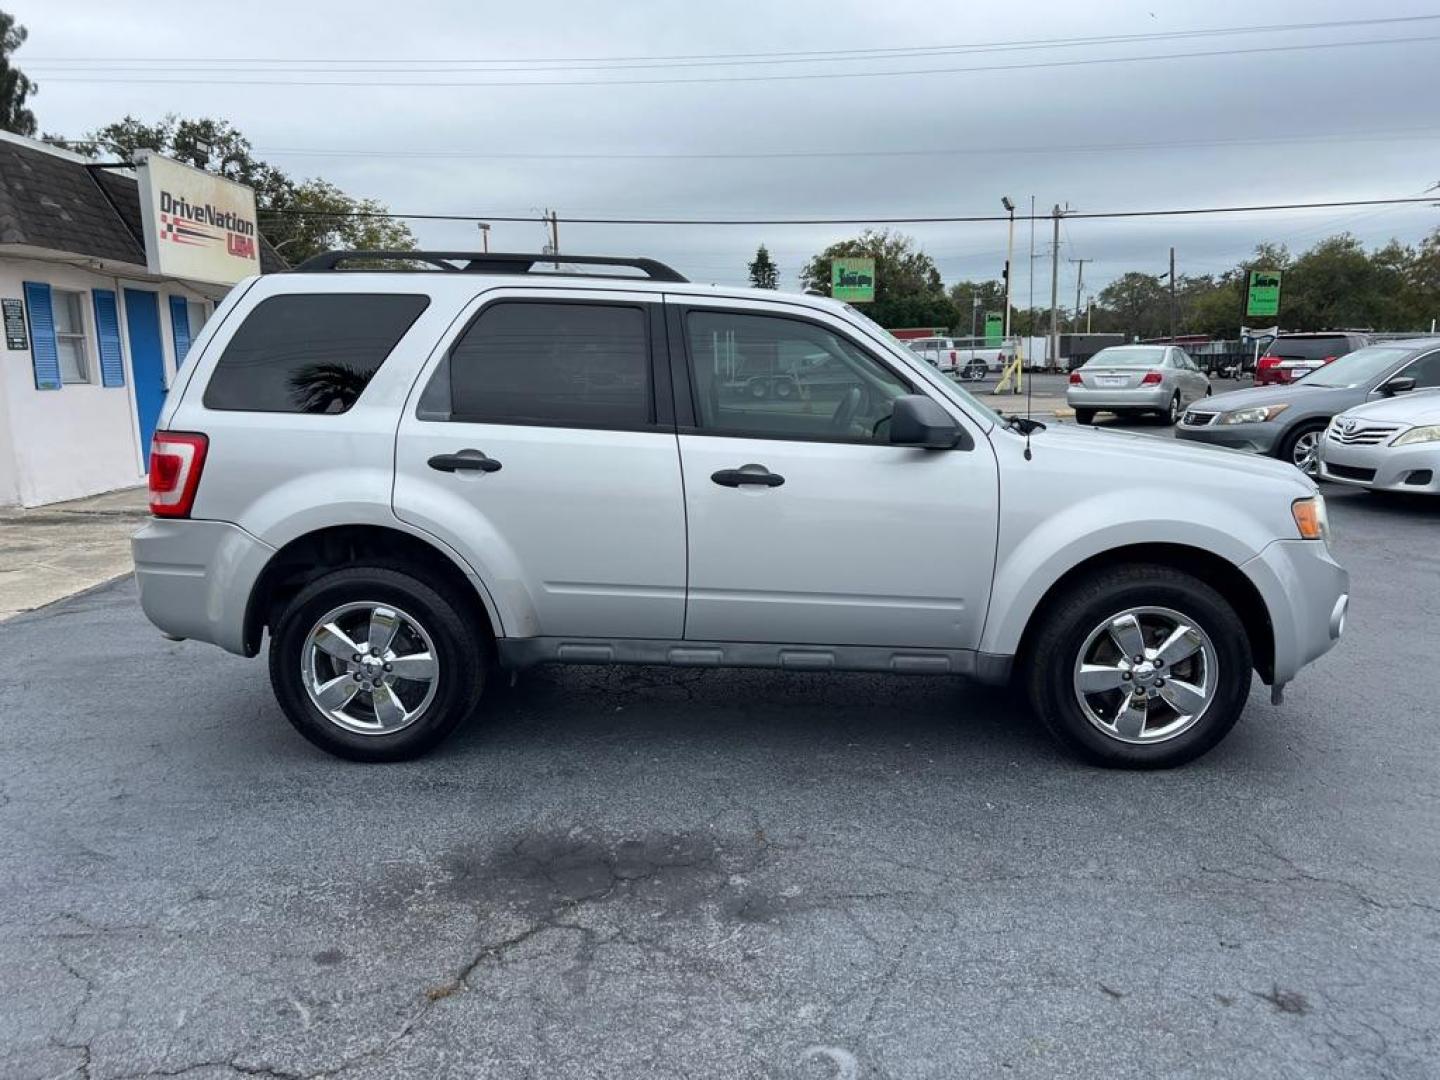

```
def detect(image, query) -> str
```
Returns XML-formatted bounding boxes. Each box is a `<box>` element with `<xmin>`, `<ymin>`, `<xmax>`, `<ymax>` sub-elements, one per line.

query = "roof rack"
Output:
<box><xmin>291</xmin><ymin>250</ymin><xmax>688</xmax><ymax>282</ymax></box>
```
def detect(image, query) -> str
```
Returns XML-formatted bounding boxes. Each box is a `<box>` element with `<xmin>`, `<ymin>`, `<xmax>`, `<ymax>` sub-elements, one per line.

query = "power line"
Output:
<box><xmin>33</xmin><ymin>34</ymin><xmax>1439</xmax><ymax>88</ymax></box>
<box><xmin>253</xmin><ymin>195</ymin><xmax>1440</xmax><ymax>227</ymax></box>
<box><xmin>26</xmin><ymin>14</ymin><xmax>1438</xmax><ymax>68</ymax></box>
<box><xmin>247</xmin><ymin>126</ymin><xmax>1440</xmax><ymax>162</ymax></box>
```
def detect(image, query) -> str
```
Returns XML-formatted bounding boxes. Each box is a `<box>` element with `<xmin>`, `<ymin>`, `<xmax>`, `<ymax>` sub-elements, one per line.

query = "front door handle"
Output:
<box><xmin>428</xmin><ymin>450</ymin><xmax>502</xmax><ymax>474</ymax></box>
<box><xmin>711</xmin><ymin>465</ymin><xmax>784</xmax><ymax>488</ymax></box>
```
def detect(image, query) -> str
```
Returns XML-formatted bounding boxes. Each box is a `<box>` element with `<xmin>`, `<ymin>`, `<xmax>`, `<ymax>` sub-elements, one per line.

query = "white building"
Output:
<box><xmin>0</xmin><ymin>132</ymin><xmax>281</xmax><ymax>507</ymax></box>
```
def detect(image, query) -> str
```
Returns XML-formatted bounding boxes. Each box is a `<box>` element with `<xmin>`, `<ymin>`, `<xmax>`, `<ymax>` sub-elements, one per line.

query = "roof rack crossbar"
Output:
<box><xmin>291</xmin><ymin>250</ymin><xmax>688</xmax><ymax>282</ymax></box>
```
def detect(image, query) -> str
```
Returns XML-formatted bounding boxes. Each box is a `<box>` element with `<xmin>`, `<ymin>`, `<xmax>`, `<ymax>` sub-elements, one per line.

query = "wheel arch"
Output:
<box><xmin>242</xmin><ymin>524</ymin><xmax>502</xmax><ymax>658</ymax></box>
<box><xmin>1011</xmin><ymin>543</ymin><xmax>1275</xmax><ymax>686</ymax></box>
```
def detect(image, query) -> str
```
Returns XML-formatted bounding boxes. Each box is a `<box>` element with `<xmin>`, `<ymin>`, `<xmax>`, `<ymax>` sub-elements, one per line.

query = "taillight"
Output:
<box><xmin>148</xmin><ymin>432</ymin><xmax>208</xmax><ymax>518</ymax></box>
<box><xmin>1258</xmin><ymin>356</ymin><xmax>1280</xmax><ymax>369</ymax></box>
<box><xmin>1069</xmin><ymin>371</ymin><xmax>1083</xmax><ymax>384</ymax></box>
<box><xmin>949</xmin><ymin>350</ymin><xmax>957</xmax><ymax>362</ymax></box>
<box><xmin>1140</xmin><ymin>371</ymin><xmax>1163</xmax><ymax>385</ymax></box>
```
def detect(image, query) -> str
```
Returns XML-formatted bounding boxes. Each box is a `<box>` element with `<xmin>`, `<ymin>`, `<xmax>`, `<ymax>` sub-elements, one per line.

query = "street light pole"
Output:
<box><xmin>1001</xmin><ymin>196</ymin><xmax>1015</xmax><ymax>341</ymax></box>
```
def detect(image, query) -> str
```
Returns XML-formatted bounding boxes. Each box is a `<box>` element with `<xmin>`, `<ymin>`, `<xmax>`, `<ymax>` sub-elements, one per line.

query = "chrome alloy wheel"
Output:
<box><xmin>302</xmin><ymin>602</ymin><xmax>439</xmax><ymax>736</ymax></box>
<box><xmin>1291</xmin><ymin>429</ymin><xmax>1321</xmax><ymax>474</ymax></box>
<box><xmin>1072</xmin><ymin>607</ymin><xmax>1219</xmax><ymax>745</ymax></box>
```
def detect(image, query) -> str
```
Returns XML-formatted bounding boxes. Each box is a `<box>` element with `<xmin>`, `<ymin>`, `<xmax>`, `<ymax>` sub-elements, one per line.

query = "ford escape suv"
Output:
<box><xmin>133</xmin><ymin>251</ymin><xmax>1348</xmax><ymax>769</ymax></box>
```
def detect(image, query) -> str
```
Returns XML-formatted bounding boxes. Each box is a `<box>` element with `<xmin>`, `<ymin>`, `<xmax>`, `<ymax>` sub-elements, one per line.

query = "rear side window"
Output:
<box><xmin>203</xmin><ymin>293</ymin><xmax>428</xmax><ymax>413</ymax></box>
<box><xmin>447</xmin><ymin>301</ymin><xmax>652</xmax><ymax>427</ymax></box>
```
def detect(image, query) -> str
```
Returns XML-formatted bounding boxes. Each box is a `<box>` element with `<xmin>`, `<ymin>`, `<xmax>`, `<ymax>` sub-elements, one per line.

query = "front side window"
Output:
<box><xmin>53</xmin><ymin>289</ymin><xmax>89</xmax><ymax>383</ymax></box>
<box><xmin>204</xmin><ymin>293</ymin><xmax>428</xmax><ymax>413</ymax></box>
<box><xmin>1397</xmin><ymin>351</ymin><xmax>1440</xmax><ymax>389</ymax></box>
<box><xmin>448</xmin><ymin>301</ymin><xmax>652</xmax><ymax>427</ymax></box>
<box><xmin>685</xmin><ymin>310</ymin><xmax>910</xmax><ymax>442</ymax></box>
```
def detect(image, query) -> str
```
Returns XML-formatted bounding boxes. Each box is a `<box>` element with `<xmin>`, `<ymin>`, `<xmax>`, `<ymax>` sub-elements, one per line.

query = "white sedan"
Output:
<box><xmin>1319</xmin><ymin>388</ymin><xmax>1440</xmax><ymax>495</ymax></box>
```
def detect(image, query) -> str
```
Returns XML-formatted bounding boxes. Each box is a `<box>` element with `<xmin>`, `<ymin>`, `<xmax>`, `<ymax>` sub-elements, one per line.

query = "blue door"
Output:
<box><xmin>124</xmin><ymin>289</ymin><xmax>167</xmax><ymax>467</ymax></box>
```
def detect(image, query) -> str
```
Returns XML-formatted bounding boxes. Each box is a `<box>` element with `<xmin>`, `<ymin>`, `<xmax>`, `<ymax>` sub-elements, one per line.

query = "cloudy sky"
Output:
<box><xmin>13</xmin><ymin>0</ymin><xmax>1440</xmax><ymax>306</ymax></box>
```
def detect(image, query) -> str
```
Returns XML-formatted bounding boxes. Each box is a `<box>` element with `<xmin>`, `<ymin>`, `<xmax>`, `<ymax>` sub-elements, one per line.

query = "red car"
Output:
<box><xmin>1255</xmin><ymin>332</ymin><xmax>1368</xmax><ymax>386</ymax></box>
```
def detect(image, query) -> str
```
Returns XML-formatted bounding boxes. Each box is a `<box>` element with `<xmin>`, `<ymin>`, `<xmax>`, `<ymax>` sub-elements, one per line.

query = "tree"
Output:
<box><xmin>747</xmin><ymin>244</ymin><xmax>780</xmax><ymax>289</ymax></box>
<box><xmin>1095</xmin><ymin>272</ymin><xmax>1168</xmax><ymax>339</ymax></box>
<box><xmin>800</xmin><ymin>229</ymin><xmax>954</xmax><ymax>328</ymax></box>
<box><xmin>1</xmin><ymin>10</ymin><xmax>37</xmax><ymax>136</ymax></box>
<box><xmin>70</xmin><ymin>114</ymin><xmax>416</xmax><ymax>264</ymax></box>
<box><xmin>947</xmin><ymin>280</ymin><xmax>1007</xmax><ymax>337</ymax></box>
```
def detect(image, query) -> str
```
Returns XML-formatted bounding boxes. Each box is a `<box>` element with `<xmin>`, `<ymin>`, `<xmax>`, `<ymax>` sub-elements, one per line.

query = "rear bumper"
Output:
<box><xmin>1066</xmin><ymin>386</ymin><xmax>1171</xmax><ymax>411</ymax></box>
<box><xmin>1318</xmin><ymin>439</ymin><xmax>1440</xmax><ymax>494</ymax></box>
<box><xmin>1175</xmin><ymin>421</ymin><xmax>1283</xmax><ymax>455</ymax></box>
<box><xmin>1241</xmin><ymin>539</ymin><xmax>1349</xmax><ymax>686</ymax></box>
<box><xmin>132</xmin><ymin>518</ymin><xmax>275</xmax><ymax>656</ymax></box>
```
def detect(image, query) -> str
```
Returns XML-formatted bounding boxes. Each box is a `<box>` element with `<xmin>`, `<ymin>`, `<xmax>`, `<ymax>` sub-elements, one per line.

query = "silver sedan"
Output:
<box><xmin>1067</xmin><ymin>345</ymin><xmax>1212</xmax><ymax>425</ymax></box>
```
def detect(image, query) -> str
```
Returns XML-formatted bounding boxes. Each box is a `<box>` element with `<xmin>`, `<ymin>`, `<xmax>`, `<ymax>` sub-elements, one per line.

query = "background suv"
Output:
<box><xmin>1255</xmin><ymin>332</ymin><xmax>1368</xmax><ymax>386</ymax></box>
<box><xmin>133</xmin><ymin>251</ymin><xmax>1347</xmax><ymax>769</ymax></box>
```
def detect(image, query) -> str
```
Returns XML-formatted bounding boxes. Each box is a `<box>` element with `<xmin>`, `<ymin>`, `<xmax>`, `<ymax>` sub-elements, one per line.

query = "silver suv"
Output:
<box><xmin>132</xmin><ymin>251</ymin><xmax>1349</xmax><ymax>768</ymax></box>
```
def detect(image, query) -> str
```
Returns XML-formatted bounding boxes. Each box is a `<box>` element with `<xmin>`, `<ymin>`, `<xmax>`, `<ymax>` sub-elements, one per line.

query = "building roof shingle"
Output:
<box><xmin>0</xmin><ymin>137</ymin><xmax>286</xmax><ymax>273</ymax></box>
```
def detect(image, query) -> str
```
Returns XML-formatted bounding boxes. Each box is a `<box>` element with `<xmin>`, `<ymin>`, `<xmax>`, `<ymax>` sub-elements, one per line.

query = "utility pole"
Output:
<box><xmin>1168</xmin><ymin>246</ymin><xmax>1177</xmax><ymax>342</ymax></box>
<box><xmin>1048</xmin><ymin>204</ymin><xmax>1062</xmax><ymax>371</ymax></box>
<box><xmin>1071</xmin><ymin>258</ymin><xmax>1090</xmax><ymax>334</ymax></box>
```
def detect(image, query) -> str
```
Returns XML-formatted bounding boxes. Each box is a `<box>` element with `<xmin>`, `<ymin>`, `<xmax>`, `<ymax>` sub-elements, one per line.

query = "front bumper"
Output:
<box><xmin>1175</xmin><ymin>419</ymin><xmax>1284</xmax><ymax>455</ymax></box>
<box><xmin>132</xmin><ymin>518</ymin><xmax>275</xmax><ymax>656</ymax></box>
<box><xmin>1318</xmin><ymin>437</ymin><xmax>1440</xmax><ymax>494</ymax></box>
<box><xmin>1066</xmin><ymin>386</ymin><xmax>1171</xmax><ymax>411</ymax></box>
<box><xmin>1241</xmin><ymin>539</ymin><xmax>1349</xmax><ymax>686</ymax></box>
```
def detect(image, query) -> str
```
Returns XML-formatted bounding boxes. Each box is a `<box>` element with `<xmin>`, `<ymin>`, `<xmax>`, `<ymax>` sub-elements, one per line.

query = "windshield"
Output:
<box><xmin>1300</xmin><ymin>345</ymin><xmax>1411</xmax><ymax>388</ymax></box>
<box><xmin>1086</xmin><ymin>347</ymin><xmax>1166</xmax><ymax>367</ymax></box>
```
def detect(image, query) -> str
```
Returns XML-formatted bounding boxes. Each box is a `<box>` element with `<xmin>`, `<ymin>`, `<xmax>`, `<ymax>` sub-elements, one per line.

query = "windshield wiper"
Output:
<box><xmin>1004</xmin><ymin>414</ymin><xmax>1047</xmax><ymax>435</ymax></box>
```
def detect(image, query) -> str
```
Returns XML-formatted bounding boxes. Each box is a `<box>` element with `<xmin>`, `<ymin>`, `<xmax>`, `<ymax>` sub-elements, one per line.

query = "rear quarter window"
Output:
<box><xmin>202</xmin><ymin>293</ymin><xmax>429</xmax><ymax>413</ymax></box>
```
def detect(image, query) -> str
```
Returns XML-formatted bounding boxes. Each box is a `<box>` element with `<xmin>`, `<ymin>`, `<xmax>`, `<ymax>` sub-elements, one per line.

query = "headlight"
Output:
<box><xmin>1292</xmin><ymin>495</ymin><xmax>1330</xmax><ymax>542</ymax></box>
<box><xmin>1220</xmin><ymin>403</ymin><xmax>1290</xmax><ymax>424</ymax></box>
<box><xmin>1392</xmin><ymin>425</ymin><xmax>1440</xmax><ymax>446</ymax></box>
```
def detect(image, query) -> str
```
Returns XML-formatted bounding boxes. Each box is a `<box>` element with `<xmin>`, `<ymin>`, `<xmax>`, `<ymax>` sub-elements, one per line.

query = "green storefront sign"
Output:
<box><xmin>1246</xmin><ymin>270</ymin><xmax>1283</xmax><ymax>318</ymax></box>
<box><xmin>831</xmin><ymin>257</ymin><xmax>876</xmax><ymax>303</ymax></box>
<box><xmin>984</xmin><ymin>311</ymin><xmax>1004</xmax><ymax>346</ymax></box>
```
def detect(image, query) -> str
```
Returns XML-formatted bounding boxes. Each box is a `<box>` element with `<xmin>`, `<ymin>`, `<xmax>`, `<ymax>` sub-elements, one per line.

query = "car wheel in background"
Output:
<box><xmin>268</xmin><ymin>566</ymin><xmax>487</xmax><ymax>761</ymax></box>
<box><xmin>1162</xmin><ymin>394</ymin><xmax>1181</xmax><ymax>425</ymax></box>
<box><xmin>1024</xmin><ymin>563</ymin><xmax>1252</xmax><ymax>769</ymax></box>
<box><xmin>1278</xmin><ymin>422</ymin><xmax>1327</xmax><ymax>475</ymax></box>
<box><xmin>1075</xmin><ymin>408</ymin><xmax>1096</xmax><ymax>425</ymax></box>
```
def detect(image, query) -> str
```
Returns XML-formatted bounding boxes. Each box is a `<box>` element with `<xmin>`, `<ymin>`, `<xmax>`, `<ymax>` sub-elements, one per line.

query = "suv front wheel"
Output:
<box><xmin>1024</xmin><ymin>565</ymin><xmax>1252</xmax><ymax>768</ymax></box>
<box><xmin>268</xmin><ymin>566</ymin><xmax>487</xmax><ymax>761</ymax></box>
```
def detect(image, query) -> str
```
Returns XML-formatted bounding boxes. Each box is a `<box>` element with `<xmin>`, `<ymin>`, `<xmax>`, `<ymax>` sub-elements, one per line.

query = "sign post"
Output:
<box><xmin>830</xmin><ymin>258</ymin><xmax>876</xmax><ymax>303</ymax></box>
<box><xmin>1246</xmin><ymin>270</ymin><xmax>1283</xmax><ymax>319</ymax></box>
<box><xmin>134</xmin><ymin>151</ymin><xmax>261</xmax><ymax>286</ymax></box>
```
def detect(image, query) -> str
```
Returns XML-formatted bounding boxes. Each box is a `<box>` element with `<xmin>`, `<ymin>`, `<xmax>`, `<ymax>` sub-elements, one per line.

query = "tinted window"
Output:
<box><xmin>204</xmin><ymin>294</ymin><xmax>427</xmax><ymax>413</ymax></box>
<box><xmin>1263</xmin><ymin>336</ymin><xmax>1352</xmax><ymax>361</ymax></box>
<box><xmin>685</xmin><ymin>310</ymin><xmax>910</xmax><ymax>442</ymax></box>
<box><xmin>449</xmin><ymin>302</ymin><xmax>651</xmax><ymax>427</ymax></box>
<box><xmin>1397</xmin><ymin>351</ymin><xmax>1440</xmax><ymax>389</ymax></box>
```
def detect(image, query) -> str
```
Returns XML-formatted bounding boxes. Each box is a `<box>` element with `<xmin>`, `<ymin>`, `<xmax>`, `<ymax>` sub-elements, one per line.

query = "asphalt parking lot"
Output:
<box><xmin>3</xmin><ymin>440</ymin><xmax>1438</xmax><ymax>1079</ymax></box>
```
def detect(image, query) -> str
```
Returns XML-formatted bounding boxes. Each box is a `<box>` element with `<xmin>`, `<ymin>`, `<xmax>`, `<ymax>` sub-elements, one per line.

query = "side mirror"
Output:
<box><xmin>889</xmin><ymin>394</ymin><xmax>966</xmax><ymax>449</ymax></box>
<box><xmin>1381</xmin><ymin>376</ymin><xmax>1416</xmax><ymax>396</ymax></box>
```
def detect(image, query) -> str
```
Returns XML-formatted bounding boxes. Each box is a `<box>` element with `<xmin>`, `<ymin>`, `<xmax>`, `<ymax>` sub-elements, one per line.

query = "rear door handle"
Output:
<box><xmin>711</xmin><ymin>466</ymin><xmax>784</xmax><ymax>488</ymax></box>
<box><xmin>428</xmin><ymin>450</ymin><xmax>502</xmax><ymax>474</ymax></box>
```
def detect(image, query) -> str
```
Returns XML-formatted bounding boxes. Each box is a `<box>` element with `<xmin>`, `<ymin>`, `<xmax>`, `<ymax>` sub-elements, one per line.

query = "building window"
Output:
<box><xmin>53</xmin><ymin>290</ymin><xmax>90</xmax><ymax>384</ymax></box>
<box><xmin>187</xmin><ymin>300</ymin><xmax>208</xmax><ymax>341</ymax></box>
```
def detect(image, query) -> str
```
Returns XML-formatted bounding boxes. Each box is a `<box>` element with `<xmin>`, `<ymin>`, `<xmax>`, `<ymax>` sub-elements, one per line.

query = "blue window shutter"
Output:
<box><xmin>168</xmin><ymin>296</ymin><xmax>193</xmax><ymax>366</ymax></box>
<box><xmin>23</xmin><ymin>281</ymin><xmax>62</xmax><ymax>390</ymax></box>
<box><xmin>92</xmin><ymin>289</ymin><xmax>126</xmax><ymax>387</ymax></box>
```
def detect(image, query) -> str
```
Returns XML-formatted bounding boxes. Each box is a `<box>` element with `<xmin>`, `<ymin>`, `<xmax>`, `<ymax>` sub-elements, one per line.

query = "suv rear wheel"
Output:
<box><xmin>1024</xmin><ymin>565</ymin><xmax>1252</xmax><ymax>768</ymax></box>
<box><xmin>268</xmin><ymin>566</ymin><xmax>487</xmax><ymax>761</ymax></box>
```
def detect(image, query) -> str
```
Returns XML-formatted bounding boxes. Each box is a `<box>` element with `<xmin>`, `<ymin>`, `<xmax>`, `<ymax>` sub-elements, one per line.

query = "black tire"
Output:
<box><xmin>1075</xmin><ymin>408</ymin><xmax>1096</xmax><ymax>425</ymax></box>
<box><xmin>1160</xmin><ymin>394</ymin><xmax>1180</xmax><ymax>425</ymax></box>
<box><xmin>1277</xmin><ymin>421</ymin><xmax>1327</xmax><ymax>474</ymax></box>
<box><xmin>268</xmin><ymin>565</ymin><xmax>487</xmax><ymax>762</ymax></box>
<box><xmin>1024</xmin><ymin>564</ymin><xmax>1253</xmax><ymax>769</ymax></box>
